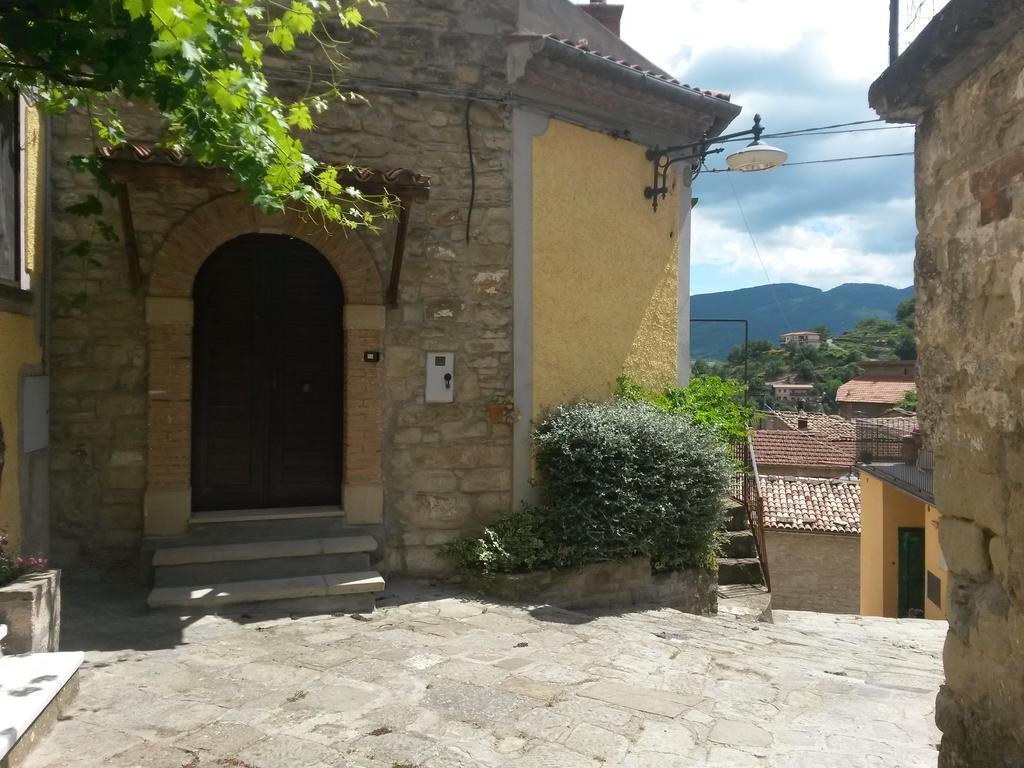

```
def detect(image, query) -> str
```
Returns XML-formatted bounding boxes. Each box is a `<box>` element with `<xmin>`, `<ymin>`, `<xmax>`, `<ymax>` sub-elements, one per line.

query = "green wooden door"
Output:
<box><xmin>898</xmin><ymin>527</ymin><xmax>926</xmax><ymax>618</ymax></box>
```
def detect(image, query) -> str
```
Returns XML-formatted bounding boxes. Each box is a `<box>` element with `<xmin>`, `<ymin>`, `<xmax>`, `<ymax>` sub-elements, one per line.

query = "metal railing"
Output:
<box><xmin>730</xmin><ymin>436</ymin><xmax>771</xmax><ymax>592</ymax></box>
<box><xmin>854</xmin><ymin>416</ymin><xmax>934</xmax><ymax>503</ymax></box>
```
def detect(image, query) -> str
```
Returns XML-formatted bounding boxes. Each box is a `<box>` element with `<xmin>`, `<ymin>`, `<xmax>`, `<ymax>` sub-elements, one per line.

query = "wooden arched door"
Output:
<box><xmin>191</xmin><ymin>234</ymin><xmax>343</xmax><ymax>511</ymax></box>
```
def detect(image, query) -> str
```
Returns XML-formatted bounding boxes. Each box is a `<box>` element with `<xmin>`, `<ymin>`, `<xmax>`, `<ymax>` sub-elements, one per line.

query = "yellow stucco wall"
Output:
<box><xmin>859</xmin><ymin>472</ymin><xmax>932</xmax><ymax>617</ymax></box>
<box><xmin>0</xmin><ymin>102</ymin><xmax>44</xmax><ymax>552</ymax></box>
<box><xmin>859</xmin><ymin>473</ymin><xmax>885</xmax><ymax>616</ymax></box>
<box><xmin>0</xmin><ymin>315</ymin><xmax>40</xmax><ymax>551</ymax></box>
<box><xmin>925</xmin><ymin>503</ymin><xmax>947</xmax><ymax>620</ymax></box>
<box><xmin>531</xmin><ymin>119</ymin><xmax>681</xmax><ymax>414</ymax></box>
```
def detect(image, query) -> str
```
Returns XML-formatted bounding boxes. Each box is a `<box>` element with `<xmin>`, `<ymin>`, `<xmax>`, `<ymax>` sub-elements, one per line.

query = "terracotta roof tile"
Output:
<box><xmin>751</xmin><ymin>430</ymin><xmax>854</xmax><ymax>468</ymax></box>
<box><xmin>760</xmin><ymin>475</ymin><xmax>861</xmax><ymax>535</ymax></box>
<box><xmin>540</xmin><ymin>35</ymin><xmax>732</xmax><ymax>101</ymax></box>
<box><xmin>772</xmin><ymin>412</ymin><xmax>858</xmax><ymax>442</ymax></box>
<box><xmin>836</xmin><ymin>377</ymin><xmax>916</xmax><ymax>405</ymax></box>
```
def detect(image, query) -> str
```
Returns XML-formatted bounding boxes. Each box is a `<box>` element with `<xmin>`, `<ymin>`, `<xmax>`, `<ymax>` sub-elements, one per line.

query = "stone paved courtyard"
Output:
<box><xmin>23</xmin><ymin>580</ymin><xmax>946</xmax><ymax>768</ymax></box>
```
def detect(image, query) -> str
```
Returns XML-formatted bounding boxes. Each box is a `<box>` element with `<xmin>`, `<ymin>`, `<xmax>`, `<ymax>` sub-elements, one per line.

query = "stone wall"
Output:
<box><xmin>911</xmin><ymin>26</ymin><xmax>1024</xmax><ymax>768</ymax></box>
<box><xmin>47</xmin><ymin>0</ymin><xmax>519</xmax><ymax>573</ymax></box>
<box><xmin>469</xmin><ymin>557</ymin><xmax>718</xmax><ymax>615</ymax></box>
<box><xmin>764</xmin><ymin>531</ymin><xmax>859</xmax><ymax>614</ymax></box>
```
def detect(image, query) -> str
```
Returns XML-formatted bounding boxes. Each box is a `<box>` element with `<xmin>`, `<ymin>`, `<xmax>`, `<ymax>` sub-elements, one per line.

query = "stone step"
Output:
<box><xmin>153</xmin><ymin>535</ymin><xmax>378</xmax><ymax>566</ymax></box>
<box><xmin>152</xmin><ymin>536</ymin><xmax>379</xmax><ymax>587</ymax></box>
<box><xmin>181</xmin><ymin>514</ymin><xmax>384</xmax><ymax>549</ymax></box>
<box><xmin>147</xmin><ymin>570</ymin><xmax>385</xmax><ymax>616</ymax></box>
<box><xmin>1</xmin><ymin>651</ymin><xmax>83</xmax><ymax>766</ymax></box>
<box><xmin>717</xmin><ymin>583</ymin><xmax>773</xmax><ymax>622</ymax></box>
<box><xmin>724</xmin><ymin>530</ymin><xmax>758</xmax><ymax>559</ymax></box>
<box><xmin>154</xmin><ymin>552</ymin><xmax>373</xmax><ymax>587</ymax></box>
<box><xmin>717</xmin><ymin>557</ymin><xmax>764</xmax><ymax>586</ymax></box>
<box><xmin>724</xmin><ymin>503</ymin><xmax>750</xmax><ymax>532</ymax></box>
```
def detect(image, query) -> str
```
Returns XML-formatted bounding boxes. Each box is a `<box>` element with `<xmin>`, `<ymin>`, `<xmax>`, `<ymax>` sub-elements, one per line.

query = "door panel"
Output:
<box><xmin>192</xmin><ymin>235</ymin><xmax>342</xmax><ymax>511</ymax></box>
<box><xmin>897</xmin><ymin>527</ymin><xmax>926</xmax><ymax>618</ymax></box>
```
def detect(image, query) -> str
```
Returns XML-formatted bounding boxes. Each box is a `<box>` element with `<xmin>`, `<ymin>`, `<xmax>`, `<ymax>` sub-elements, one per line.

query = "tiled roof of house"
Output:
<box><xmin>751</xmin><ymin>430</ymin><xmax>854</xmax><ymax>469</ymax></box>
<box><xmin>836</xmin><ymin>377</ymin><xmax>916</xmax><ymax>405</ymax></box>
<box><xmin>539</xmin><ymin>35</ymin><xmax>732</xmax><ymax>101</ymax></box>
<box><xmin>760</xmin><ymin>475</ymin><xmax>861</xmax><ymax>535</ymax></box>
<box><xmin>781</xmin><ymin>330</ymin><xmax>820</xmax><ymax>337</ymax></box>
<box><xmin>772</xmin><ymin>412</ymin><xmax>858</xmax><ymax>442</ymax></box>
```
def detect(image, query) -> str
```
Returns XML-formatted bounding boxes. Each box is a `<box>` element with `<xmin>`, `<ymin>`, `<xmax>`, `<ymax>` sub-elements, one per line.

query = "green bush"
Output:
<box><xmin>615</xmin><ymin>374</ymin><xmax>753</xmax><ymax>443</ymax></box>
<box><xmin>442</xmin><ymin>400</ymin><xmax>732</xmax><ymax>575</ymax></box>
<box><xmin>534</xmin><ymin>400</ymin><xmax>731</xmax><ymax>572</ymax></box>
<box><xmin>440</xmin><ymin>504</ymin><xmax>551</xmax><ymax>575</ymax></box>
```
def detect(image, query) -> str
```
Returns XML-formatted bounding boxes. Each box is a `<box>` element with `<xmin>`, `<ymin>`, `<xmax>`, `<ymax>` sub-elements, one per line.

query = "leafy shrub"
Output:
<box><xmin>441</xmin><ymin>504</ymin><xmax>550</xmax><ymax>575</ymax></box>
<box><xmin>616</xmin><ymin>374</ymin><xmax>753</xmax><ymax>443</ymax></box>
<box><xmin>442</xmin><ymin>400</ymin><xmax>732</xmax><ymax>575</ymax></box>
<box><xmin>0</xmin><ymin>534</ymin><xmax>48</xmax><ymax>587</ymax></box>
<box><xmin>534</xmin><ymin>400</ymin><xmax>732</xmax><ymax>572</ymax></box>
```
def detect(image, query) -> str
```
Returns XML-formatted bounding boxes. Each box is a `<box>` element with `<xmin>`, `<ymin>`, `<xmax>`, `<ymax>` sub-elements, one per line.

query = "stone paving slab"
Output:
<box><xmin>21</xmin><ymin>582</ymin><xmax>946</xmax><ymax>768</ymax></box>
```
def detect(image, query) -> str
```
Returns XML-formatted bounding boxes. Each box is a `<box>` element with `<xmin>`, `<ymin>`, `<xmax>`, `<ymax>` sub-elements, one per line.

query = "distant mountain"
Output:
<box><xmin>691</xmin><ymin>282</ymin><xmax>915</xmax><ymax>360</ymax></box>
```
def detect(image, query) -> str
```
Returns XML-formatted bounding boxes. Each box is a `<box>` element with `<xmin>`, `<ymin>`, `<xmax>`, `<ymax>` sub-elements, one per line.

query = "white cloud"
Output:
<box><xmin>619</xmin><ymin>0</ymin><xmax>893</xmax><ymax>85</ymax></box>
<box><xmin>617</xmin><ymin>1</ymin><xmax>920</xmax><ymax>292</ymax></box>
<box><xmin>692</xmin><ymin>197</ymin><xmax>916</xmax><ymax>289</ymax></box>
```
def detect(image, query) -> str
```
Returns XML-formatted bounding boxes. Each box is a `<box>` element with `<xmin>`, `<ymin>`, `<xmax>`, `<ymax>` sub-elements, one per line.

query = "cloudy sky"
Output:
<box><xmin>618</xmin><ymin>0</ymin><xmax>939</xmax><ymax>295</ymax></box>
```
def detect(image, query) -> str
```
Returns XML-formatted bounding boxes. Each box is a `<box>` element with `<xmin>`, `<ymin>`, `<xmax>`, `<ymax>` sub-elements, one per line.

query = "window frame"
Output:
<box><xmin>0</xmin><ymin>92</ymin><xmax>29</xmax><ymax>294</ymax></box>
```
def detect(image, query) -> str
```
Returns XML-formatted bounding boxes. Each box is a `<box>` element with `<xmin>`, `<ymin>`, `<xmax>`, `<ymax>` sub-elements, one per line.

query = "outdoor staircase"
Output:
<box><xmin>717</xmin><ymin>500</ymin><xmax>773</xmax><ymax>622</ymax></box>
<box><xmin>145</xmin><ymin>508</ymin><xmax>386</xmax><ymax>616</ymax></box>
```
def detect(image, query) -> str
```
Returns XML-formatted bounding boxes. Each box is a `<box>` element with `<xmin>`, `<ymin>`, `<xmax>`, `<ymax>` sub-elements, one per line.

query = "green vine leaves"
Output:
<box><xmin>0</xmin><ymin>0</ymin><xmax>394</xmax><ymax>250</ymax></box>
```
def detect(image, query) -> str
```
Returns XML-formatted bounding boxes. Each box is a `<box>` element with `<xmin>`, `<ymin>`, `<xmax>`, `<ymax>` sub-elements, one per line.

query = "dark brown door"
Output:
<box><xmin>192</xmin><ymin>234</ymin><xmax>343</xmax><ymax>511</ymax></box>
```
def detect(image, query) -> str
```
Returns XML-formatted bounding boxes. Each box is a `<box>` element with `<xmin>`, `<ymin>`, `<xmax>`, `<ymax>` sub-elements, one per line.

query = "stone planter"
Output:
<box><xmin>468</xmin><ymin>557</ymin><xmax>717</xmax><ymax>615</ymax></box>
<box><xmin>0</xmin><ymin>569</ymin><xmax>61</xmax><ymax>654</ymax></box>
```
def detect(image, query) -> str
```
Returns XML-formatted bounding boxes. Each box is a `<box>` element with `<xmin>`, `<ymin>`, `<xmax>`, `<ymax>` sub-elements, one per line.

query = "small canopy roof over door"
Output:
<box><xmin>96</xmin><ymin>142</ymin><xmax>430</xmax><ymax>306</ymax></box>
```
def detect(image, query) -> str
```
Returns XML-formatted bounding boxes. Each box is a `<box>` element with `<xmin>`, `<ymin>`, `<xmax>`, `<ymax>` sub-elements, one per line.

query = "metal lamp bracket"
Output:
<box><xmin>643</xmin><ymin>114</ymin><xmax>766</xmax><ymax>212</ymax></box>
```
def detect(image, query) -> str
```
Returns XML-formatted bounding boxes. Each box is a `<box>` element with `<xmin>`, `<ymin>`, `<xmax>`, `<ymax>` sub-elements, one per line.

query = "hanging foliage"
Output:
<box><xmin>0</xmin><ymin>0</ymin><xmax>392</xmax><ymax>228</ymax></box>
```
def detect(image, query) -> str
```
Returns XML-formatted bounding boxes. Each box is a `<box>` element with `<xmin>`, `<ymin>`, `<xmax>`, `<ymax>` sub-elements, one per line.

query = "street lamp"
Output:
<box><xmin>644</xmin><ymin>114</ymin><xmax>787</xmax><ymax>211</ymax></box>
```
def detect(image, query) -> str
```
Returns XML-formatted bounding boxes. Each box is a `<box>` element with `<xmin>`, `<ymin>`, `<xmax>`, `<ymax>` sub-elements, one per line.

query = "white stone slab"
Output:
<box><xmin>0</xmin><ymin>651</ymin><xmax>83</xmax><ymax>760</ymax></box>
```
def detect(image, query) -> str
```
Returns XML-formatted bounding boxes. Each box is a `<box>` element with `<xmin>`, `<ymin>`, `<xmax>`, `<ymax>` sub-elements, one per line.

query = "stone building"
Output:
<box><xmin>29</xmin><ymin>0</ymin><xmax>742</xmax><ymax>610</ymax></box>
<box><xmin>870</xmin><ymin>0</ymin><xmax>1024</xmax><ymax>764</ymax></box>
<box><xmin>760</xmin><ymin>475</ymin><xmax>860</xmax><ymax>614</ymax></box>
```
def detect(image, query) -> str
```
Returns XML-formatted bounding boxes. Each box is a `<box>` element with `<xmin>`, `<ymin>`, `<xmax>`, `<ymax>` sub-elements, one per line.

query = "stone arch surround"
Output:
<box><xmin>144</xmin><ymin>193</ymin><xmax>386</xmax><ymax>535</ymax></box>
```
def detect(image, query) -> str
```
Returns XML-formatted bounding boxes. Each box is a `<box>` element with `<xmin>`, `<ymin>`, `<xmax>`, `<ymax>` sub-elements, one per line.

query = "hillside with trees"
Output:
<box><xmin>692</xmin><ymin>298</ymin><xmax>916</xmax><ymax>412</ymax></box>
<box><xmin>691</xmin><ymin>282</ymin><xmax>914</xmax><ymax>360</ymax></box>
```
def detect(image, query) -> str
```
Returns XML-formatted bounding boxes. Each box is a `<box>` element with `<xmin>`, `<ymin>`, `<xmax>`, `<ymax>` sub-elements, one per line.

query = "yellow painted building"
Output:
<box><xmin>0</xmin><ymin>96</ymin><xmax>46</xmax><ymax>555</ymax></box>
<box><xmin>860</xmin><ymin>470</ymin><xmax>946</xmax><ymax>620</ymax></box>
<box><xmin>531</xmin><ymin>119</ymin><xmax>682</xmax><ymax>414</ymax></box>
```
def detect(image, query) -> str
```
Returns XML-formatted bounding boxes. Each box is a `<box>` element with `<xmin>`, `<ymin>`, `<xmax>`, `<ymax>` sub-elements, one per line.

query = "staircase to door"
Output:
<box><xmin>146</xmin><ymin>234</ymin><xmax>384</xmax><ymax>614</ymax></box>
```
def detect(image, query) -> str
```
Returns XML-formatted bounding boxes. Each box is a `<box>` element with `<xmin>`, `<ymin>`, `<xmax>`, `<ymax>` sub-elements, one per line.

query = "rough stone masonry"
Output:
<box><xmin>869</xmin><ymin>2</ymin><xmax>1024</xmax><ymax>766</ymax></box>
<box><xmin>47</xmin><ymin>0</ymin><xmax>518</xmax><ymax>574</ymax></box>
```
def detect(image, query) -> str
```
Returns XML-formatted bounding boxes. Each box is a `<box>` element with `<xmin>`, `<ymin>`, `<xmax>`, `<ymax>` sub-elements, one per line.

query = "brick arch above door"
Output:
<box><xmin>143</xmin><ymin>193</ymin><xmax>386</xmax><ymax>537</ymax></box>
<box><xmin>148</xmin><ymin>192</ymin><xmax>384</xmax><ymax>303</ymax></box>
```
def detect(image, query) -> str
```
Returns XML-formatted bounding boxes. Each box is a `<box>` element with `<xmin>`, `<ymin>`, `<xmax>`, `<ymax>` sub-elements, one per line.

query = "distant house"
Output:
<box><xmin>764</xmin><ymin>409</ymin><xmax>857</xmax><ymax>442</ymax></box>
<box><xmin>836</xmin><ymin>376</ymin><xmax>916</xmax><ymax>418</ymax></box>
<box><xmin>859</xmin><ymin>359</ymin><xmax>916</xmax><ymax>379</ymax></box>
<box><xmin>780</xmin><ymin>330</ymin><xmax>821</xmax><ymax>349</ymax></box>
<box><xmin>760</xmin><ymin>475</ymin><xmax>861</xmax><ymax>614</ymax></box>
<box><xmin>768</xmin><ymin>381</ymin><xmax>816</xmax><ymax>404</ymax></box>
<box><xmin>856</xmin><ymin>419</ymin><xmax>944</xmax><ymax>620</ymax></box>
<box><xmin>750</xmin><ymin>429</ymin><xmax>853</xmax><ymax>478</ymax></box>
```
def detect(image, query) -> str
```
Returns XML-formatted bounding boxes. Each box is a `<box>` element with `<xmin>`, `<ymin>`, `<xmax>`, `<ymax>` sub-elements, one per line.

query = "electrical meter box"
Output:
<box><xmin>425</xmin><ymin>352</ymin><xmax>454</xmax><ymax>403</ymax></box>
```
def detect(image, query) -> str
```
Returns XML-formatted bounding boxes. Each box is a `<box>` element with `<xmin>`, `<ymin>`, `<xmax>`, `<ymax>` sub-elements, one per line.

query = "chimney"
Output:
<box><xmin>797</xmin><ymin>416</ymin><xmax>809</xmax><ymax>430</ymax></box>
<box><xmin>579</xmin><ymin>0</ymin><xmax>624</xmax><ymax>37</ymax></box>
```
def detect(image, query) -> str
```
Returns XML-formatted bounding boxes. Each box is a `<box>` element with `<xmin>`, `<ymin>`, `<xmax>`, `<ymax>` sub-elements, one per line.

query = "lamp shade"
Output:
<box><xmin>726</xmin><ymin>141</ymin><xmax>787</xmax><ymax>172</ymax></box>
